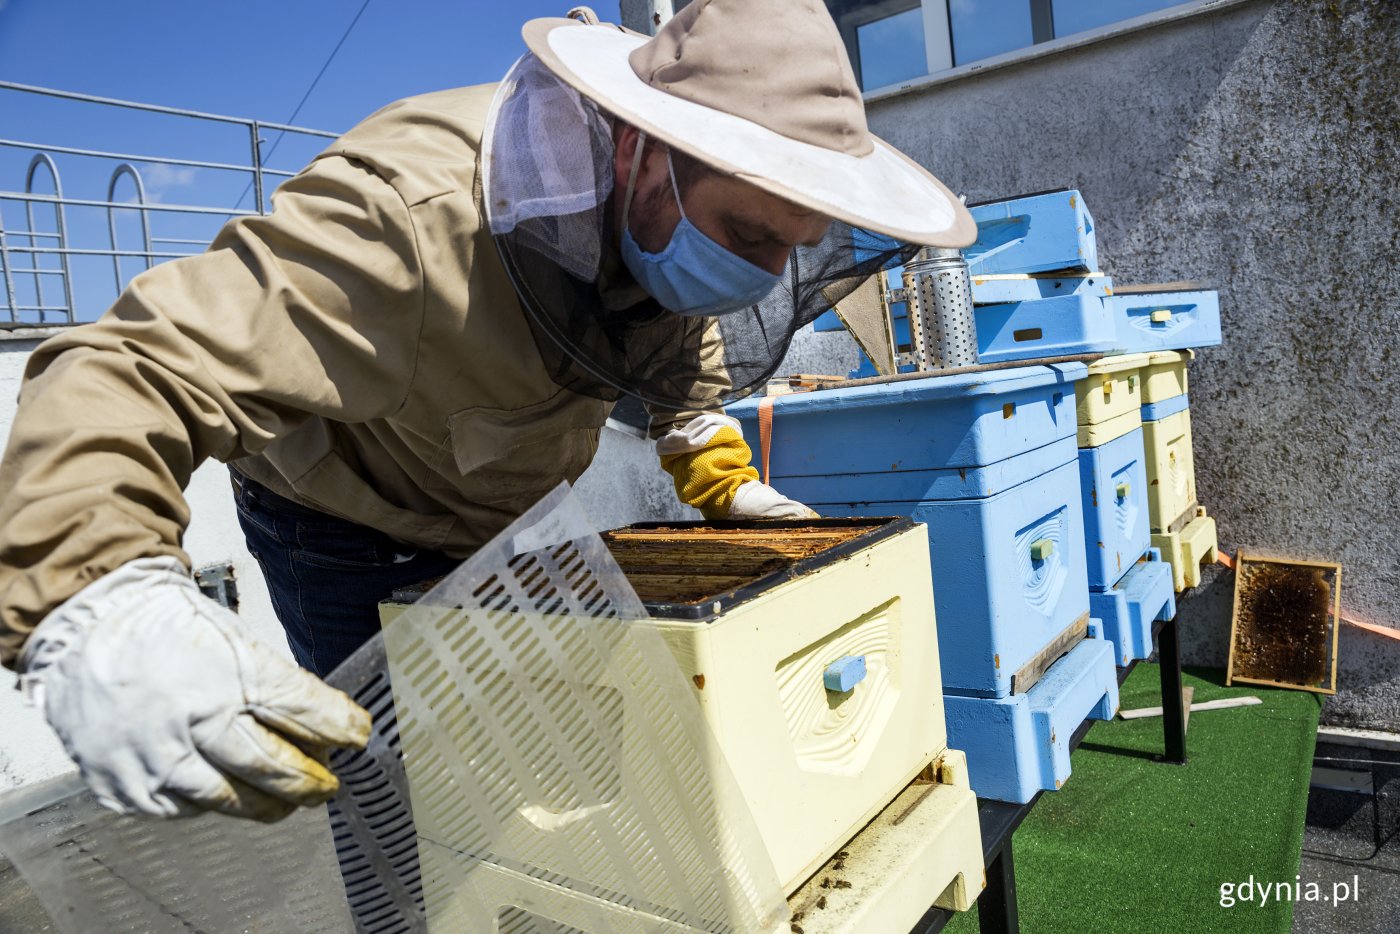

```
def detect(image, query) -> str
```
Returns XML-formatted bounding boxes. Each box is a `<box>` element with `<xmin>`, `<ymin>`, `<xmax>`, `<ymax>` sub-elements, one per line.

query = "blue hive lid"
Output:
<box><xmin>739</xmin><ymin>362</ymin><xmax>1087</xmax><ymax>415</ymax></box>
<box><xmin>728</xmin><ymin>362</ymin><xmax>1087</xmax><ymax>474</ymax></box>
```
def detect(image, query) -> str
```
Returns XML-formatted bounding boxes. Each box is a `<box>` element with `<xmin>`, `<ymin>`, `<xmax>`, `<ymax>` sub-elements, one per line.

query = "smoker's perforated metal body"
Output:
<box><xmin>902</xmin><ymin>248</ymin><xmax>979</xmax><ymax>371</ymax></box>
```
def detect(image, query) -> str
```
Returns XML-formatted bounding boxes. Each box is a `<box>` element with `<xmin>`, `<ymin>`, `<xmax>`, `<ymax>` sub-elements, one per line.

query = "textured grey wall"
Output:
<box><xmin>859</xmin><ymin>0</ymin><xmax>1400</xmax><ymax>729</ymax></box>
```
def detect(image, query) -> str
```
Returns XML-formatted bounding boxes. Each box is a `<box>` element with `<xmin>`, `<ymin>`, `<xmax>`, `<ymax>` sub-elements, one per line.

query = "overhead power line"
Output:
<box><xmin>234</xmin><ymin>0</ymin><xmax>373</xmax><ymax>211</ymax></box>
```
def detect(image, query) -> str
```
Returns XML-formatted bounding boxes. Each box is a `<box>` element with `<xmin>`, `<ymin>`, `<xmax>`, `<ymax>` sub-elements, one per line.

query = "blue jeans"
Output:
<box><xmin>231</xmin><ymin>470</ymin><xmax>461</xmax><ymax>678</ymax></box>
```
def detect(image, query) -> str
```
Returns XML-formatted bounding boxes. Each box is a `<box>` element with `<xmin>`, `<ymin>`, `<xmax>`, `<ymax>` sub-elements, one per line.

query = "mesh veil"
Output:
<box><xmin>483</xmin><ymin>54</ymin><xmax>919</xmax><ymax>412</ymax></box>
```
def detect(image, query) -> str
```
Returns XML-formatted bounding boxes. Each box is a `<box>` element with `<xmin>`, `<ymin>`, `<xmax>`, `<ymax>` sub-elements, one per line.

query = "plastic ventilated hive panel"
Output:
<box><xmin>1105</xmin><ymin>290</ymin><xmax>1221</xmax><ymax>354</ymax></box>
<box><xmin>0</xmin><ymin>777</ymin><xmax>354</xmax><ymax>933</ymax></box>
<box><xmin>729</xmin><ymin>364</ymin><xmax>1092</xmax><ymax>700</ymax></box>
<box><xmin>373</xmin><ymin>486</ymin><xmax>791</xmax><ymax>933</ymax></box>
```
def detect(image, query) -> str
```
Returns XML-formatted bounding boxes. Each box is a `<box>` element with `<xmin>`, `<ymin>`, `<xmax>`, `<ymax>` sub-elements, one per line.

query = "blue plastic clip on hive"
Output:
<box><xmin>728</xmin><ymin>363</ymin><xmax>1120</xmax><ymax>803</ymax></box>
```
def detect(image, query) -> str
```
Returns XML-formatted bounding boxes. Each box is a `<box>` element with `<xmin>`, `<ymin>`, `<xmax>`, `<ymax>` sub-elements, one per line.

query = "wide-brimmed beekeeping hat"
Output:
<box><xmin>522</xmin><ymin>0</ymin><xmax>975</xmax><ymax>247</ymax></box>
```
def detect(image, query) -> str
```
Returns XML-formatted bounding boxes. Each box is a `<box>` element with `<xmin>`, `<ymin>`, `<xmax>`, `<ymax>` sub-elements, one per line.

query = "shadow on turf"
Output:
<box><xmin>1075</xmin><ymin>740</ymin><xmax>1163</xmax><ymax>762</ymax></box>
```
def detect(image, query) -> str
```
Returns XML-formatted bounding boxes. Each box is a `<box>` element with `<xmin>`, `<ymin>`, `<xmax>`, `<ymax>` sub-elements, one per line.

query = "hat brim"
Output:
<box><xmin>522</xmin><ymin>18</ymin><xmax>976</xmax><ymax>248</ymax></box>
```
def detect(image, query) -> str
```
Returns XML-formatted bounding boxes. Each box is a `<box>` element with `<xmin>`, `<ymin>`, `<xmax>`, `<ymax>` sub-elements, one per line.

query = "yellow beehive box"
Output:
<box><xmin>785</xmin><ymin>749</ymin><xmax>985</xmax><ymax>931</ymax></box>
<box><xmin>1143</xmin><ymin>406</ymin><xmax>1198</xmax><ymax>532</ymax></box>
<box><xmin>1140</xmin><ymin>349</ymin><xmax>1193</xmax><ymax>402</ymax></box>
<box><xmin>596</xmin><ymin>519</ymin><xmax>960</xmax><ymax>896</ymax></box>
<box><xmin>1075</xmin><ymin>353</ymin><xmax>1150</xmax><ymax>447</ymax></box>
<box><xmin>1154</xmin><ymin>507</ymin><xmax>1219</xmax><ymax>592</ymax></box>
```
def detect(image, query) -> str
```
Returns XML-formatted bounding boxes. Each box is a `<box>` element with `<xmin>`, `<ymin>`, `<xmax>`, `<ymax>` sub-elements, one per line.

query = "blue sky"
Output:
<box><xmin>0</xmin><ymin>0</ymin><xmax>588</xmax><ymax>320</ymax></box>
<box><xmin>0</xmin><ymin>0</ymin><xmax>577</xmax><ymax>136</ymax></box>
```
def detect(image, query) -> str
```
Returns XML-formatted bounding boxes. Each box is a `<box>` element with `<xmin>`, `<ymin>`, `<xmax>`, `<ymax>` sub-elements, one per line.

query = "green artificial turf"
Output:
<box><xmin>946</xmin><ymin>665</ymin><xmax>1323</xmax><ymax>934</ymax></box>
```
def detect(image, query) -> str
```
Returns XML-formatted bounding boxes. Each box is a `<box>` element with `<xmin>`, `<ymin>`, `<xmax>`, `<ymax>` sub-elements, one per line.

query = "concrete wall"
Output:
<box><xmin>855</xmin><ymin>0</ymin><xmax>1399</xmax><ymax>730</ymax></box>
<box><xmin>0</xmin><ymin>332</ymin><xmax>287</xmax><ymax>793</ymax></box>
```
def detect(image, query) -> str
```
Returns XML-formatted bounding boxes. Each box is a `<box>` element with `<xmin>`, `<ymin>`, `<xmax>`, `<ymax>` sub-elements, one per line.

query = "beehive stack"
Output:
<box><xmin>1137</xmin><ymin>350</ymin><xmax>1220</xmax><ymax>590</ymax></box>
<box><xmin>1073</xmin><ymin>354</ymin><xmax>1178</xmax><ymax>667</ymax></box>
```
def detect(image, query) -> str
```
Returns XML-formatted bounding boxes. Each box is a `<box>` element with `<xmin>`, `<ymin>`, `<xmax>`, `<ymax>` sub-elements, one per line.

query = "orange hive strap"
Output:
<box><xmin>758</xmin><ymin>396</ymin><xmax>775</xmax><ymax>487</ymax></box>
<box><xmin>1343</xmin><ymin>616</ymin><xmax>1400</xmax><ymax>642</ymax></box>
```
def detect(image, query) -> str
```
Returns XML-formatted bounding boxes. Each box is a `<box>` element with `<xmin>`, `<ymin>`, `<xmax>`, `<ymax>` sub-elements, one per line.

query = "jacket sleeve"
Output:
<box><xmin>0</xmin><ymin>155</ymin><xmax>425</xmax><ymax>667</ymax></box>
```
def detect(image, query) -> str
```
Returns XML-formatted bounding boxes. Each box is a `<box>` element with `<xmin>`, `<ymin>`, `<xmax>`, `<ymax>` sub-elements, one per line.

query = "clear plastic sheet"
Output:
<box><xmin>362</xmin><ymin>483</ymin><xmax>787</xmax><ymax>932</ymax></box>
<box><xmin>0</xmin><ymin>773</ymin><xmax>353</xmax><ymax>932</ymax></box>
<box><xmin>0</xmin><ymin>484</ymin><xmax>786</xmax><ymax>933</ymax></box>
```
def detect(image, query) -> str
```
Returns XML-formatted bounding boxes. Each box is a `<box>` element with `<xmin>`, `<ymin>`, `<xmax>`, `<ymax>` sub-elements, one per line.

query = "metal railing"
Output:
<box><xmin>0</xmin><ymin>81</ymin><xmax>338</xmax><ymax>326</ymax></box>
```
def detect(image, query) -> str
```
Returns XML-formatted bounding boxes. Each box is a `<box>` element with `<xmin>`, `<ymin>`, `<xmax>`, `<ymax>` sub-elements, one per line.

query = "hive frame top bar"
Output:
<box><xmin>607</xmin><ymin>516</ymin><xmax>918</xmax><ymax>621</ymax></box>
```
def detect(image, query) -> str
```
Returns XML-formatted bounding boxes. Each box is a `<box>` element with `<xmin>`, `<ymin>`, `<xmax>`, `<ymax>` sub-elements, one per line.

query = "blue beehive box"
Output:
<box><xmin>1090</xmin><ymin>551</ymin><xmax>1177</xmax><ymax>668</ymax></box>
<box><xmin>1075</xmin><ymin>354</ymin><xmax>1178</xmax><ymax>667</ymax></box>
<box><xmin>1105</xmin><ymin>289</ymin><xmax>1222</xmax><ymax>353</ymax></box>
<box><xmin>944</xmin><ymin>623</ymin><xmax>1119</xmax><ymax>802</ymax></box>
<box><xmin>1078</xmin><ymin>427</ymin><xmax>1150</xmax><ymax>590</ymax></box>
<box><xmin>845</xmin><ymin>283</ymin><xmax>1118</xmax><ymax>378</ymax></box>
<box><xmin>728</xmin><ymin>364</ymin><xmax>1089</xmax><ymax>700</ymax></box>
<box><xmin>976</xmin><ymin>293</ymin><xmax>1117</xmax><ymax>364</ymax></box>
<box><xmin>971</xmin><ymin>272</ymin><xmax>1113</xmax><ymax>306</ymax></box>
<box><xmin>1079</xmin><ymin>430</ymin><xmax>1177</xmax><ymax>667</ymax></box>
<box><xmin>966</xmin><ymin>190</ymin><xmax>1098</xmax><ymax>276</ymax></box>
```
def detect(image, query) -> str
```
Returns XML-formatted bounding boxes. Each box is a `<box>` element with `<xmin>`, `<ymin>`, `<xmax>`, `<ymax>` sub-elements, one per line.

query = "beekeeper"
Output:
<box><xmin>0</xmin><ymin>0</ymin><xmax>973</xmax><ymax>822</ymax></box>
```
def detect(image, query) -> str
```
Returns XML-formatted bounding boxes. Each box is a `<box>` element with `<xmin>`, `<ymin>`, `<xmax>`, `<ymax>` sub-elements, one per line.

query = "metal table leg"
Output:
<box><xmin>1156</xmin><ymin>616</ymin><xmax>1188</xmax><ymax>765</ymax></box>
<box><xmin>978</xmin><ymin>842</ymin><xmax>1019</xmax><ymax>934</ymax></box>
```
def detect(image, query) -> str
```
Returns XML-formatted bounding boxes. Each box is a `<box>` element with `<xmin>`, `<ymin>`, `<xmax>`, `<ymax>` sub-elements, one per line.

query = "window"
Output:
<box><xmin>948</xmin><ymin>0</ymin><xmax>1034</xmax><ymax>67</ymax></box>
<box><xmin>827</xmin><ymin>0</ymin><xmax>1199</xmax><ymax>90</ymax></box>
<box><xmin>857</xmin><ymin>7</ymin><xmax>929</xmax><ymax>90</ymax></box>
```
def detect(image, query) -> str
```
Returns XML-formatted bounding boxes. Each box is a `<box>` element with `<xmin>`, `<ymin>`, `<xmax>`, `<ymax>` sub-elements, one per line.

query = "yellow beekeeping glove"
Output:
<box><xmin>656</xmin><ymin>413</ymin><xmax>759</xmax><ymax>519</ymax></box>
<box><xmin>655</xmin><ymin>414</ymin><xmax>820</xmax><ymax>520</ymax></box>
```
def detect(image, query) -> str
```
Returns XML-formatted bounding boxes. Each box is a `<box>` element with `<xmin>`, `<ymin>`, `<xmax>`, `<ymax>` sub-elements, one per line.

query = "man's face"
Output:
<box><xmin>613</xmin><ymin>125</ymin><xmax>831</xmax><ymax>276</ymax></box>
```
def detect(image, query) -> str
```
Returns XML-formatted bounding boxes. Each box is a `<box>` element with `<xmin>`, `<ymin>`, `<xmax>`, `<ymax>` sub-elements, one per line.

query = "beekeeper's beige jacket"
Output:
<box><xmin>0</xmin><ymin>83</ymin><xmax>722</xmax><ymax>666</ymax></box>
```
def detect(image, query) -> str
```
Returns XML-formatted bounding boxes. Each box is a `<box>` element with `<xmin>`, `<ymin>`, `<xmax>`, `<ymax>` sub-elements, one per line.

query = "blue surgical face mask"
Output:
<box><xmin>619</xmin><ymin>141</ymin><xmax>785</xmax><ymax>317</ymax></box>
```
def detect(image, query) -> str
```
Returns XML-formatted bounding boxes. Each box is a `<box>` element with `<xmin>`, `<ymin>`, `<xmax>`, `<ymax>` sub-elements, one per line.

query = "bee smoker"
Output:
<box><xmin>899</xmin><ymin>247</ymin><xmax>979</xmax><ymax>372</ymax></box>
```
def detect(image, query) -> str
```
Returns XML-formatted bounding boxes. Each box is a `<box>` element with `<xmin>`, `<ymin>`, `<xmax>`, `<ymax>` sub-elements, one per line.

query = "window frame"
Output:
<box><xmin>827</xmin><ymin>0</ymin><xmax>1254</xmax><ymax>95</ymax></box>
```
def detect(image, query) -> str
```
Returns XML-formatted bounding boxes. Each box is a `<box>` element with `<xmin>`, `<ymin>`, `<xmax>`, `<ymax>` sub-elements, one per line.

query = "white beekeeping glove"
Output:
<box><xmin>728</xmin><ymin>480</ymin><xmax>822</xmax><ymax>520</ymax></box>
<box><xmin>18</xmin><ymin>556</ymin><xmax>371</xmax><ymax>822</ymax></box>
